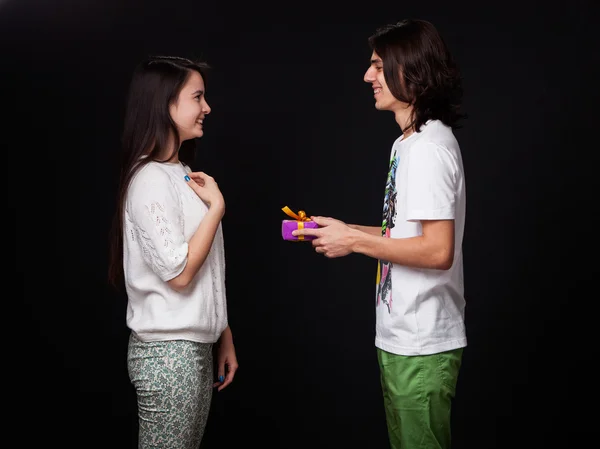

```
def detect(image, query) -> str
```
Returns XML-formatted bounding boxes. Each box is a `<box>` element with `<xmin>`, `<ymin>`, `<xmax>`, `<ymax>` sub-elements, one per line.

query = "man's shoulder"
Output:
<box><xmin>408</xmin><ymin>121</ymin><xmax>459</xmax><ymax>155</ymax></box>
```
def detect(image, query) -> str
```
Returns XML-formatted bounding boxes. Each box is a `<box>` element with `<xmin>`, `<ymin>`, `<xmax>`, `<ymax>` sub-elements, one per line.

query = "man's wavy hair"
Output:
<box><xmin>368</xmin><ymin>19</ymin><xmax>466</xmax><ymax>132</ymax></box>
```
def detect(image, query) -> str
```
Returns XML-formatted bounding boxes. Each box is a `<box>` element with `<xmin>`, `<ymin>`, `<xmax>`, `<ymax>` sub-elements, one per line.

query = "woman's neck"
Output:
<box><xmin>156</xmin><ymin>135</ymin><xmax>180</xmax><ymax>163</ymax></box>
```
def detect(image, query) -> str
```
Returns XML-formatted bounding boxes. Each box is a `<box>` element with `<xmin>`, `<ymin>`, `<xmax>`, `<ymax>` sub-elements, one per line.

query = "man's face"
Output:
<box><xmin>363</xmin><ymin>51</ymin><xmax>406</xmax><ymax>113</ymax></box>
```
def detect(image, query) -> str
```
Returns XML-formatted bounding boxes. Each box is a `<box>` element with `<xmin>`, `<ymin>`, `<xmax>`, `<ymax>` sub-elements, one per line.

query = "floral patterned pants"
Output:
<box><xmin>127</xmin><ymin>333</ymin><xmax>214</xmax><ymax>448</ymax></box>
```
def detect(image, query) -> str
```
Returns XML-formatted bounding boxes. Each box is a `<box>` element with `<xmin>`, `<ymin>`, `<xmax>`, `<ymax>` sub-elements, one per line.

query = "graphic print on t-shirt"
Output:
<box><xmin>376</xmin><ymin>149</ymin><xmax>398</xmax><ymax>313</ymax></box>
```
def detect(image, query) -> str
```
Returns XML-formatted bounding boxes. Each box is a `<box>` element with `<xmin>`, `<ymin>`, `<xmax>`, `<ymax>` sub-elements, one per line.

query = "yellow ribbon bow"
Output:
<box><xmin>282</xmin><ymin>206</ymin><xmax>312</xmax><ymax>222</ymax></box>
<box><xmin>282</xmin><ymin>206</ymin><xmax>311</xmax><ymax>241</ymax></box>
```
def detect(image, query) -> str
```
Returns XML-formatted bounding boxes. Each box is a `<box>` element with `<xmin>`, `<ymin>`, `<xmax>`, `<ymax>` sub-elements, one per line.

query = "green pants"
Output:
<box><xmin>377</xmin><ymin>347</ymin><xmax>463</xmax><ymax>449</ymax></box>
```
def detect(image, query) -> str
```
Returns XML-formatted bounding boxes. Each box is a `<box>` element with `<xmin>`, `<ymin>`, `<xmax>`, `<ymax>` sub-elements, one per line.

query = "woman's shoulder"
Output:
<box><xmin>128</xmin><ymin>162</ymin><xmax>177</xmax><ymax>198</ymax></box>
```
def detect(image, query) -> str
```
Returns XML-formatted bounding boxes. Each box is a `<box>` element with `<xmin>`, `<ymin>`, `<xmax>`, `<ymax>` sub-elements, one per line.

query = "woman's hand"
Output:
<box><xmin>185</xmin><ymin>171</ymin><xmax>225</xmax><ymax>214</ymax></box>
<box><xmin>213</xmin><ymin>326</ymin><xmax>238</xmax><ymax>392</ymax></box>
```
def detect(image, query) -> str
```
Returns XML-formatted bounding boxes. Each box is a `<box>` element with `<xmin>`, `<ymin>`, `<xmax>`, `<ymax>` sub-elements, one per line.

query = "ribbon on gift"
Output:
<box><xmin>282</xmin><ymin>206</ymin><xmax>312</xmax><ymax>222</ymax></box>
<box><xmin>282</xmin><ymin>206</ymin><xmax>311</xmax><ymax>241</ymax></box>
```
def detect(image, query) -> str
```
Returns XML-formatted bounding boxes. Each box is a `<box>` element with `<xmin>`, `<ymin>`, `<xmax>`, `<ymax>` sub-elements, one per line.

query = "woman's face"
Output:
<box><xmin>169</xmin><ymin>70</ymin><xmax>211</xmax><ymax>141</ymax></box>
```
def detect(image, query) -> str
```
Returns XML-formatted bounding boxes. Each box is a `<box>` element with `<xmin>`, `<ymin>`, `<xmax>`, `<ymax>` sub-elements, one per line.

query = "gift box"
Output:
<box><xmin>282</xmin><ymin>220</ymin><xmax>319</xmax><ymax>241</ymax></box>
<box><xmin>281</xmin><ymin>206</ymin><xmax>319</xmax><ymax>241</ymax></box>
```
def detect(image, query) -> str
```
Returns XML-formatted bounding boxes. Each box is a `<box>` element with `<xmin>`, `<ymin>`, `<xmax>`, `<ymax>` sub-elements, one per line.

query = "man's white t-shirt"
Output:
<box><xmin>375</xmin><ymin>120</ymin><xmax>467</xmax><ymax>356</ymax></box>
<box><xmin>123</xmin><ymin>160</ymin><xmax>228</xmax><ymax>343</ymax></box>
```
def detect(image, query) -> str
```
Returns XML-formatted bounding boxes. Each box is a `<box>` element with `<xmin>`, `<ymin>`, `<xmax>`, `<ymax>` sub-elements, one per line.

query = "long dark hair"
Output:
<box><xmin>108</xmin><ymin>56</ymin><xmax>210</xmax><ymax>289</ymax></box>
<box><xmin>368</xmin><ymin>19</ymin><xmax>466</xmax><ymax>131</ymax></box>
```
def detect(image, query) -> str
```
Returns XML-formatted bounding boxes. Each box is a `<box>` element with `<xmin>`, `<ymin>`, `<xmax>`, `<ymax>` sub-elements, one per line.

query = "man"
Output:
<box><xmin>293</xmin><ymin>19</ymin><xmax>467</xmax><ymax>449</ymax></box>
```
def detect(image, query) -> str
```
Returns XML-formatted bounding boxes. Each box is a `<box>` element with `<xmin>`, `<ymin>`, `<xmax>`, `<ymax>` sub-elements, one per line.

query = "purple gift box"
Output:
<box><xmin>281</xmin><ymin>220</ymin><xmax>319</xmax><ymax>241</ymax></box>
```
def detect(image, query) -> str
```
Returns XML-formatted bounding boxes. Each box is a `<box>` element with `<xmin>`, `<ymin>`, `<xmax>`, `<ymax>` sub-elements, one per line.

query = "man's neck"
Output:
<box><xmin>394</xmin><ymin>107</ymin><xmax>414</xmax><ymax>137</ymax></box>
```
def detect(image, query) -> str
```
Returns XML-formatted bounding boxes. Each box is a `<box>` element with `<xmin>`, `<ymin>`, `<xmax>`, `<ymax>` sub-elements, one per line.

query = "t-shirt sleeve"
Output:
<box><xmin>405</xmin><ymin>143</ymin><xmax>457</xmax><ymax>221</ymax></box>
<box><xmin>127</xmin><ymin>167</ymin><xmax>189</xmax><ymax>281</ymax></box>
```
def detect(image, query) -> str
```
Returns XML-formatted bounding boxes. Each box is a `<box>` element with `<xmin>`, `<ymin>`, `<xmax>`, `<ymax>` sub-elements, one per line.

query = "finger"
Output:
<box><xmin>218</xmin><ymin>364</ymin><xmax>238</xmax><ymax>391</ymax></box>
<box><xmin>184</xmin><ymin>175</ymin><xmax>199</xmax><ymax>187</ymax></box>
<box><xmin>184</xmin><ymin>175</ymin><xmax>204</xmax><ymax>193</ymax></box>
<box><xmin>190</xmin><ymin>171</ymin><xmax>213</xmax><ymax>182</ymax></box>
<box><xmin>310</xmin><ymin>216</ymin><xmax>334</xmax><ymax>226</ymax></box>
<box><xmin>189</xmin><ymin>176</ymin><xmax>205</xmax><ymax>186</ymax></box>
<box><xmin>218</xmin><ymin>372</ymin><xmax>233</xmax><ymax>391</ymax></box>
<box><xmin>189</xmin><ymin>171</ymin><xmax>208</xmax><ymax>179</ymax></box>
<box><xmin>188</xmin><ymin>173</ymin><xmax>207</xmax><ymax>186</ymax></box>
<box><xmin>213</xmin><ymin>363</ymin><xmax>226</xmax><ymax>388</ymax></box>
<box><xmin>292</xmin><ymin>228</ymin><xmax>321</xmax><ymax>237</ymax></box>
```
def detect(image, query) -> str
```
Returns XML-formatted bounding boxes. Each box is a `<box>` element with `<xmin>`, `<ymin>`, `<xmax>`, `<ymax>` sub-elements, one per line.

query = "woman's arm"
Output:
<box><xmin>167</xmin><ymin>199</ymin><xmax>224</xmax><ymax>291</ymax></box>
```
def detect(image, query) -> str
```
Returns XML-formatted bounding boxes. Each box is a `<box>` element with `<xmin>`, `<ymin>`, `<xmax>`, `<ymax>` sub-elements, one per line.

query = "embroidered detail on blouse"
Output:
<box><xmin>132</xmin><ymin>201</ymin><xmax>184</xmax><ymax>274</ymax></box>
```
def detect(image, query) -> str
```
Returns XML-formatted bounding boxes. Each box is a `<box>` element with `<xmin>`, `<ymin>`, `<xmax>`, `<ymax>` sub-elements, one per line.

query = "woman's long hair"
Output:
<box><xmin>368</xmin><ymin>19</ymin><xmax>466</xmax><ymax>132</ymax></box>
<box><xmin>107</xmin><ymin>56</ymin><xmax>210</xmax><ymax>289</ymax></box>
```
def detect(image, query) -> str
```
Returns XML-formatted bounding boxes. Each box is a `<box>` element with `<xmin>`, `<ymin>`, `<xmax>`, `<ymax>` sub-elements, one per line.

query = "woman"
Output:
<box><xmin>108</xmin><ymin>55</ymin><xmax>238</xmax><ymax>448</ymax></box>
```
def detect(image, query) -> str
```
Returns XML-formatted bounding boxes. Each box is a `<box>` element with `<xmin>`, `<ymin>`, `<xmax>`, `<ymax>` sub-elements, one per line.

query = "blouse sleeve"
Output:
<box><xmin>126</xmin><ymin>165</ymin><xmax>189</xmax><ymax>281</ymax></box>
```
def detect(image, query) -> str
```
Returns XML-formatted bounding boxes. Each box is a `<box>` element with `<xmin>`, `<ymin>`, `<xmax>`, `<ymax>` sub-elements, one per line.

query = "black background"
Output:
<box><xmin>3</xmin><ymin>0</ymin><xmax>596</xmax><ymax>447</ymax></box>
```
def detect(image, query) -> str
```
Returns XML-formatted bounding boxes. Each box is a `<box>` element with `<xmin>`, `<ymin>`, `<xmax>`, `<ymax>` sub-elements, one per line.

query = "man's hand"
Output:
<box><xmin>292</xmin><ymin>216</ymin><xmax>357</xmax><ymax>258</ymax></box>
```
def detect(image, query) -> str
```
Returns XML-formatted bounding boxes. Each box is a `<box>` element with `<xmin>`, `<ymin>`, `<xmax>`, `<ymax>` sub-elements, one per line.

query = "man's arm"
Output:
<box><xmin>348</xmin><ymin>224</ymin><xmax>381</xmax><ymax>236</ymax></box>
<box><xmin>294</xmin><ymin>217</ymin><xmax>455</xmax><ymax>270</ymax></box>
<box><xmin>351</xmin><ymin>219</ymin><xmax>455</xmax><ymax>270</ymax></box>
